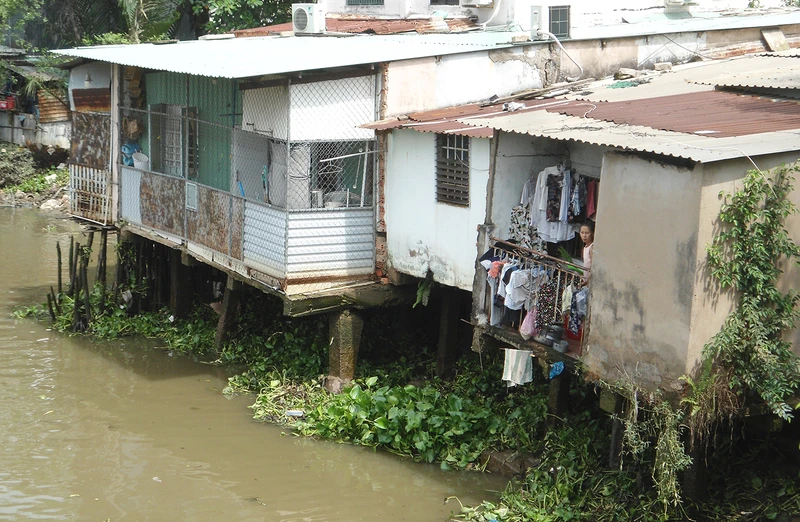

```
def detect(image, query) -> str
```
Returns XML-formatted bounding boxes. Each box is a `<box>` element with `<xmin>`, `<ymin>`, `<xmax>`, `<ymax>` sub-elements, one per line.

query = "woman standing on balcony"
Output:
<box><xmin>580</xmin><ymin>222</ymin><xmax>594</xmax><ymax>270</ymax></box>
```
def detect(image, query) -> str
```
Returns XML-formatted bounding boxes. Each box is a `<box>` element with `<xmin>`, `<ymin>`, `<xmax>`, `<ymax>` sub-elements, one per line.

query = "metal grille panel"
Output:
<box><xmin>69</xmin><ymin>164</ymin><xmax>112</xmax><ymax>225</ymax></box>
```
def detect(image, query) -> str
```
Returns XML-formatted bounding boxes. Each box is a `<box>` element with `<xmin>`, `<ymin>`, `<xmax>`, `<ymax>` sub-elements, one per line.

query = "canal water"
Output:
<box><xmin>0</xmin><ymin>207</ymin><xmax>507</xmax><ymax>521</ymax></box>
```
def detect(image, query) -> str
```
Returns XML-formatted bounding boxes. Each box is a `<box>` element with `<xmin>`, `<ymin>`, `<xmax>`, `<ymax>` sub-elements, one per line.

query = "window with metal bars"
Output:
<box><xmin>435</xmin><ymin>133</ymin><xmax>469</xmax><ymax>207</ymax></box>
<box><xmin>549</xmin><ymin>5</ymin><xmax>570</xmax><ymax>39</ymax></box>
<box><xmin>430</xmin><ymin>0</ymin><xmax>459</xmax><ymax>5</ymax></box>
<box><xmin>149</xmin><ymin>104</ymin><xmax>198</xmax><ymax>179</ymax></box>
<box><xmin>346</xmin><ymin>0</ymin><xmax>384</xmax><ymax>5</ymax></box>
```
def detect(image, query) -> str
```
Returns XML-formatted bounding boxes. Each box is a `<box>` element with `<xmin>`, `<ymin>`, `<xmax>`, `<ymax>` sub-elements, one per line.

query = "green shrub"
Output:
<box><xmin>0</xmin><ymin>144</ymin><xmax>36</xmax><ymax>188</ymax></box>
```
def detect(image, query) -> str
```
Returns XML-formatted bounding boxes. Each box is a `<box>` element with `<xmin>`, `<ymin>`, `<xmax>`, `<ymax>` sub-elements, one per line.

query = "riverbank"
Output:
<box><xmin>15</xmin><ymin>273</ymin><xmax>800</xmax><ymax>521</ymax></box>
<box><xmin>0</xmin><ymin>143</ymin><xmax>70</xmax><ymax>211</ymax></box>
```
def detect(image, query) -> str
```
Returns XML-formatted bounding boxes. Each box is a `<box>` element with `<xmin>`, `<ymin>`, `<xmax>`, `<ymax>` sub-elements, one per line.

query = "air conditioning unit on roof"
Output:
<box><xmin>292</xmin><ymin>3</ymin><xmax>325</xmax><ymax>34</ymax></box>
<box><xmin>460</xmin><ymin>0</ymin><xmax>493</xmax><ymax>8</ymax></box>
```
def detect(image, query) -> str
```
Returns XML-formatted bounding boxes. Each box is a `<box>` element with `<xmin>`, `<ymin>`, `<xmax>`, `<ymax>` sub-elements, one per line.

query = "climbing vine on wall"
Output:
<box><xmin>702</xmin><ymin>163</ymin><xmax>800</xmax><ymax>422</ymax></box>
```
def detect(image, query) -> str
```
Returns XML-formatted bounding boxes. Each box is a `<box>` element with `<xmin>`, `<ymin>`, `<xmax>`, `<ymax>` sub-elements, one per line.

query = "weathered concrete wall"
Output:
<box><xmin>560</xmin><ymin>24</ymin><xmax>800</xmax><ymax>83</ymax></box>
<box><xmin>584</xmin><ymin>152</ymin><xmax>702</xmax><ymax>392</ymax></box>
<box><xmin>384</xmin><ymin>50</ymin><xmax>546</xmax><ymax>117</ymax></box>
<box><xmin>384</xmin><ymin>129</ymin><xmax>490</xmax><ymax>290</ymax></box>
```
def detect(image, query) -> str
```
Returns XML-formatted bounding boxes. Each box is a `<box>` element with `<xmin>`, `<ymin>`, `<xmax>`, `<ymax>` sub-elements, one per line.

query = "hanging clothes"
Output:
<box><xmin>586</xmin><ymin>179</ymin><xmax>598</xmax><ymax>220</ymax></box>
<box><xmin>502</xmin><ymin>348</ymin><xmax>533</xmax><ymax>387</ymax></box>
<box><xmin>529</xmin><ymin>166</ymin><xmax>577</xmax><ymax>243</ymax></box>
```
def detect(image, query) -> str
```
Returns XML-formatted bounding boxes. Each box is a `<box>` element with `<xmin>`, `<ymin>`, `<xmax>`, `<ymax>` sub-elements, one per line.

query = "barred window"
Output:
<box><xmin>149</xmin><ymin>104</ymin><xmax>198</xmax><ymax>179</ymax></box>
<box><xmin>549</xmin><ymin>5</ymin><xmax>570</xmax><ymax>39</ymax></box>
<box><xmin>430</xmin><ymin>0</ymin><xmax>459</xmax><ymax>5</ymax></box>
<box><xmin>436</xmin><ymin>133</ymin><xmax>469</xmax><ymax>207</ymax></box>
<box><xmin>347</xmin><ymin>0</ymin><xmax>384</xmax><ymax>4</ymax></box>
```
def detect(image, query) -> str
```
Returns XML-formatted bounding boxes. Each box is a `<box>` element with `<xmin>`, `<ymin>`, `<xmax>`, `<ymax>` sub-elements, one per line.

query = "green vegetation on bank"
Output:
<box><xmin>0</xmin><ymin>143</ymin><xmax>68</xmax><ymax>196</ymax></box>
<box><xmin>14</xmin><ymin>166</ymin><xmax>800</xmax><ymax>522</ymax></box>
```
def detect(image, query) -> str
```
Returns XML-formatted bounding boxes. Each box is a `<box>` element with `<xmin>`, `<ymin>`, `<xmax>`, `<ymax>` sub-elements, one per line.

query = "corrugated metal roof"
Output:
<box><xmin>553</xmin><ymin>91</ymin><xmax>800</xmax><ymax>138</ymax></box>
<box><xmin>689</xmin><ymin>53</ymin><xmax>800</xmax><ymax>90</ymax></box>
<box><xmin>234</xmin><ymin>17</ymin><xmax>477</xmax><ymax>36</ymax></box>
<box><xmin>53</xmin><ymin>33</ymin><xmax>516</xmax><ymax>79</ymax></box>
<box><xmin>365</xmin><ymin>99</ymin><xmax>572</xmax><ymax>137</ymax></box>
<box><xmin>37</xmin><ymin>91</ymin><xmax>70</xmax><ymax>123</ymax></box>
<box><xmin>459</xmin><ymin>110</ymin><xmax>800</xmax><ymax>163</ymax></box>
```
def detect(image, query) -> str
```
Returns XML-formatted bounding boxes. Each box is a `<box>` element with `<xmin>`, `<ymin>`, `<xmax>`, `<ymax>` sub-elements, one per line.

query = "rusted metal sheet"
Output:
<box><xmin>37</xmin><ymin>91</ymin><xmax>70</xmax><ymax>123</ymax></box>
<box><xmin>363</xmin><ymin>99</ymin><xmax>569</xmax><ymax>137</ymax></box>
<box><xmin>187</xmin><ymin>185</ymin><xmax>238</xmax><ymax>257</ymax></box>
<box><xmin>233</xmin><ymin>17</ymin><xmax>477</xmax><ymax>37</ymax></box>
<box><xmin>231</xmin><ymin>197</ymin><xmax>244</xmax><ymax>260</ymax></box>
<box><xmin>551</xmin><ymin>91</ymin><xmax>800</xmax><ymax>138</ymax></box>
<box><xmin>140</xmin><ymin>171</ymin><xmax>185</xmax><ymax>237</ymax></box>
<box><xmin>68</xmin><ymin>164</ymin><xmax>111</xmax><ymax>225</ymax></box>
<box><xmin>72</xmin><ymin>88</ymin><xmax>111</xmax><ymax>113</ymax></box>
<box><xmin>71</xmin><ymin>112</ymin><xmax>110</xmax><ymax>169</ymax></box>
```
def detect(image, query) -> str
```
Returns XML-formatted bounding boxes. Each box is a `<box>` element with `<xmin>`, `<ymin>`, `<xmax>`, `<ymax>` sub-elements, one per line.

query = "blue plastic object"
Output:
<box><xmin>549</xmin><ymin>361</ymin><xmax>565</xmax><ymax>379</ymax></box>
<box><xmin>121</xmin><ymin>141</ymin><xmax>141</xmax><ymax>167</ymax></box>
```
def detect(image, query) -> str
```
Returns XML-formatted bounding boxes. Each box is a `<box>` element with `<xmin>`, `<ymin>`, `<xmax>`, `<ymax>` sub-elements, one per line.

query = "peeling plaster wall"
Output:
<box><xmin>384</xmin><ymin>49</ymin><xmax>545</xmax><ymax>117</ymax></box>
<box><xmin>584</xmin><ymin>152</ymin><xmax>702</xmax><ymax>392</ymax></box>
<box><xmin>384</xmin><ymin>129</ymin><xmax>490</xmax><ymax>290</ymax></box>
<box><xmin>323</xmin><ymin>0</ymin><xmax>779</xmax><ymax>32</ymax></box>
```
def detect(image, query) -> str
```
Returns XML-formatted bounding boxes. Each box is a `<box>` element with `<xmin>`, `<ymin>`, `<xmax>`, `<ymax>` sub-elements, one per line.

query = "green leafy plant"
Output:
<box><xmin>704</xmin><ymin>164</ymin><xmax>800</xmax><ymax>421</ymax></box>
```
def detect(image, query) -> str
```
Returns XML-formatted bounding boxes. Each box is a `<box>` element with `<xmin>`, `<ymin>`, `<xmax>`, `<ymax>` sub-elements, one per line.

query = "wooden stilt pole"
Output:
<box><xmin>68</xmin><ymin>236</ymin><xmax>74</xmax><ymax>294</ymax></box>
<box><xmin>56</xmin><ymin>241</ymin><xmax>62</xmax><ymax>297</ymax></box>
<box><xmin>50</xmin><ymin>286</ymin><xmax>61</xmax><ymax>315</ymax></box>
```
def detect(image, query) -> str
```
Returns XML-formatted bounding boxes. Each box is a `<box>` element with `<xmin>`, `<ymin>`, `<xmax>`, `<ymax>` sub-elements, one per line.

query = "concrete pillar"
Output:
<box><xmin>169</xmin><ymin>248</ymin><xmax>192</xmax><ymax>320</ymax></box>
<box><xmin>683</xmin><ymin>441</ymin><xmax>708</xmax><ymax>502</ymax></box>
<box><xmin>547</xmin><ymin>370</ymin><xmax>572</xmax><ymax>427</ymax></box>
<box><xmin>437</xmin><ymin>287</ymin><xmax>462</xmax><ymax>380</ymax></box>
<box><xmin>214</xmin><ymin>276</ymin><xmax>241</xmax><ymax>354</ymax></box>
<box><xmin>326</xmin><ymin>309</ymin><xmax>364</xmax><ymax>393</ymax></box>
<box><xmin>600</xmin><ymin>389</ymin><xmax>626</xmax><ymax>468</ymax></box>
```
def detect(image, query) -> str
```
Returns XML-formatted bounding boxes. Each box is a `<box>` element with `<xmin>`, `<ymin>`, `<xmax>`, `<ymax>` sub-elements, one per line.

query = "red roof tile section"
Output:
<box><xmin>234</xmin><ymin>17</ymin><xmax>477</xmax><ymax>37</ymax></box>
<box><xmin>552</xmin><ymin>91</ymin><xmax>800</xmax><ymax>138</ymax></box>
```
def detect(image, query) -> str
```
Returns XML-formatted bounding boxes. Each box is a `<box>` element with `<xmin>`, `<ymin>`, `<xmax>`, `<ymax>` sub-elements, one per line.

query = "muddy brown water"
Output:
<box><xmin>0</xmin><ymin>208</ymin><xmax>507</xmax><ymax>521</ymax></box>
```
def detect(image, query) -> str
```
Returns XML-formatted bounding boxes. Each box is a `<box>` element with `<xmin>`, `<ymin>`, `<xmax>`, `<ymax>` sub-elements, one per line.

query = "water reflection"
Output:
<box><xmin>0</xmin><ymin>208</ymin><xmax>506</xmax><ymax>521</ymax></box>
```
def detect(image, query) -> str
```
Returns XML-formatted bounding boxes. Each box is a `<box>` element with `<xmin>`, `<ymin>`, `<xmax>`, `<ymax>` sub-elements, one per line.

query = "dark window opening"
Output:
<box><xmin>436</xmin><ymin>133</ymin><xmax>469</xmax><ymax>207</ymax></box>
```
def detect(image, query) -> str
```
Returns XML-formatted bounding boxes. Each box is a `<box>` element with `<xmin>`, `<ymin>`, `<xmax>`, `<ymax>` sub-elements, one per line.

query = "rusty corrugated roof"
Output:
<box><xmin>551</xmin><ymin>91</ymin><xmax>800</xmax><ymax>138</ymax></box>
<box><xmin>233</xmin><ymin>17</ymin><xmax>477</xmax><ymax>37</ymax></box>
<box><xmin>37</xmin><ymin>91</ymin><xmax>70</xmax><ymax>123</ymax></box>
<box><xmin>72</xmin><ymin>88</ymin><xmax>111</xmax><ymax>113</ymax></box>
<box><xmin>365</xmin><ymin>99</ymin><xmax>574</xmax><ymax>137</ymax></box>
<box><xmin>373</xmin><ymin>89</ymin><xmax>800</xmax><ymax>139</ymax></box>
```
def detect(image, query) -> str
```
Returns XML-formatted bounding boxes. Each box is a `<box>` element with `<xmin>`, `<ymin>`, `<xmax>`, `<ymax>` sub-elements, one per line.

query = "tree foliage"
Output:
<box><xmin>704</xmin><ymin>163</ymin><xmax>800</xmax><ymax>421</ymax></box>
<box><xmin>189</xmin><ymin>0</ymin><xmax>291</xmax><ymax>33</ymax></box>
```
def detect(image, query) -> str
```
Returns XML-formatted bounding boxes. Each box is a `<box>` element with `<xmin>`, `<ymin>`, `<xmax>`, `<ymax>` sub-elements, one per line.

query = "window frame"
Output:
<box><xmin>548</xmin><ymin>5</ymin><xmax>570</xmax><ymax>39</ymax></box>
<box><xmin>435</xmin><ymin>133</ymin><xmax>470</xmax><ymax>207</ymax></box>
<box><xmin>429</xmin><ymin>0</ymin><xmax>459</xmax><ymax>5</ymax></box>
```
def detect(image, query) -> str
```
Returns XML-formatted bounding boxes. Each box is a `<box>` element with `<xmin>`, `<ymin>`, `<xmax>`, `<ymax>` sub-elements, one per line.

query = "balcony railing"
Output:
<box><xmin>484</xmin><ymin>236</ymin><xmax>588</xmax><ymax>337</ymax></box>
<box><xmin>119</xmin><ymin>166</ymin><xmax>376</xmax><ymax>288</ymax></box>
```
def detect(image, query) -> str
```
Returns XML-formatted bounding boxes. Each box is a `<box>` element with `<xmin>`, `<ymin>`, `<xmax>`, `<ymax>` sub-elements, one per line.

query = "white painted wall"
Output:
<box><xmin>290</xmin><ymin>76</ymin><xmax>376</xmax><ymax>141</ymax></box>
<box><xmin>242</xmin><ymin>85</ymin><xmax>290</xmax><ymax>140</ymax></box>
<box><xmin>385</xmin><ymin>129</ymin><xmax>490</xmax><ymax>290</ymax></box>
<box><xmin>385</xmin><ymin>49</ymin><xmax>544</xmax><ymax>117</ymax></box>
<box><xmin>68</xmin><ymin>62</ymin><xmax>112</xmax><ymax>111</ymax></box>
<box><xmin>322</xmin><ymin>0</ymin><xmax>780</xmax><ymax>34</ymax></box>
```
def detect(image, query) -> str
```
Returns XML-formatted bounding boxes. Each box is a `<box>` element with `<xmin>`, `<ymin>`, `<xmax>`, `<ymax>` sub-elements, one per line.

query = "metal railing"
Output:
<box><xmin>486</xmin><ymin>237</ymin><xmax>588</xmax><ymax>328</ymax></box>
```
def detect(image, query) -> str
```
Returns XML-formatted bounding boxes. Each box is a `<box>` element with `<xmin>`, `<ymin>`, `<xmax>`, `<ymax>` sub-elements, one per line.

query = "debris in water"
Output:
<box><xmin>36</xmin><ymin>338</ymin><xmax>49</xmax><ymax>342</ymax></box>
<box><xmin>286</xmin><ymin>410</ymin><xmax>304</xmax><ymax>417</ymax></box>
<box><xmin>152</xmin><ymin>477</ymin><xmax>162</xmax><ymax>483</ymax></box>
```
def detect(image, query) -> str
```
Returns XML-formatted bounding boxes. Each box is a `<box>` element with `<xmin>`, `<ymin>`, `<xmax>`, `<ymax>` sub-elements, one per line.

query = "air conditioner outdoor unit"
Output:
<box><xmin>460</xmin><ymin>0</ymin><xmax>493</xmax><ymax>8</ymax></box>
<box><xmin>292</xmin><ymin>3</ymin><xmax>325</xmax><ymax>34</ymax></box>
<box><xmin>530</xmin><ymin>5</ymin><xmax>548</xmax><ymax>40</ymax></box>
